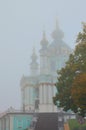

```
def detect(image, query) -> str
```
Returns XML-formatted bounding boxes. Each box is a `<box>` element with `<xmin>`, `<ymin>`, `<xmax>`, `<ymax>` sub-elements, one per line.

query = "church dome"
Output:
<box><xmin>48</xmin><ymin>20</ymin><xmax>71</xmax><ymax>56</ymax></box>
<box><xmin>51</xmin><ymin>19</ymin><xmax>64</xmax><ymax>40</ymax></box>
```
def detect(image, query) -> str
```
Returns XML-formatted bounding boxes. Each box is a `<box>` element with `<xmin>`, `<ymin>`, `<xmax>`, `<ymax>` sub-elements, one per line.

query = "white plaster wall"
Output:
<box><xmin>39</xmin><ymin>85</ymin><xmax>42</xmax><ymax>104</ymax></box>
<box><xmin>25</xmin><ymin>105</ymin><xmax>34</xmax><ymax>111</ymax></box>
<box><xmin>39</xmin><ymin>104</ymin><xmax>57</xmax><ymax>112</ymax></box>
<box><xmin>39</xmin><ymin>84</ymin><xmax>57</xmax><ymax>112</ymax></box>
<box><xmin>10</xmin><ymin>115</ymin><xmax>13</xmax><ymax>130</ymax></box>
<box><xmin>24</xmin><ymin>86</ymin><xmax>35</xmax><ymax>111</ymax></box>
<box><xmin>44</xmin><ymin>85</ymin><xmax>46</xmax><ymax>103</ymax></box>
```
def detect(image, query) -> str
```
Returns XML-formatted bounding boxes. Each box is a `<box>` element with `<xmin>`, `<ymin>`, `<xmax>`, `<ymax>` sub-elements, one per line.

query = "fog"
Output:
<box><xmin>0</xmin><ymin>0</ymin><xmax>86</xmax><ymax>111</ymax></box>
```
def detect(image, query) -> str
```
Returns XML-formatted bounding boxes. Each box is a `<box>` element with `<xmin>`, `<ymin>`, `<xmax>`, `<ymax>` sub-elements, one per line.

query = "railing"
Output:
<box><xmin>0</xmin><ymin>108</ymin><xmax>34</xmax><ymax>118</ymax></box>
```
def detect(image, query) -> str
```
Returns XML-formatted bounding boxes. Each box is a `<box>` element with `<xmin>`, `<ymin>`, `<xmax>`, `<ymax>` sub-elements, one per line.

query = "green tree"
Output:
<box><xmin>71</xmin><ymin>73</ymin><xmax>86</xmax><ymax>117</ymax></box>
<box><xmin>53</xmin><ymin>23</ymin><xmax>86</xmax><ymax>117</ymax></box>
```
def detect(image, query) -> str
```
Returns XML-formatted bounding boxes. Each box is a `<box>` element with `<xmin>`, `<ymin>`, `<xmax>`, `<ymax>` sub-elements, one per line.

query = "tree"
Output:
<box><xmin>71</xmin><ymin>73</ymin><xmax>86</xmax><ymax>117</ymax></box>
<box><xmin>53</xmin><ymin>23</ymin><xmax>86</xmax><ymax>117</ymax></box>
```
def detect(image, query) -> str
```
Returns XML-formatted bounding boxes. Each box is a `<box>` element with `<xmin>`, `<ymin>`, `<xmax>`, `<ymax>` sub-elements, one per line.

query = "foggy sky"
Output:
<box><xmin>0</xmin><ymin>0</ymin><xmax>86</xmax><ymax>111</ymax></box>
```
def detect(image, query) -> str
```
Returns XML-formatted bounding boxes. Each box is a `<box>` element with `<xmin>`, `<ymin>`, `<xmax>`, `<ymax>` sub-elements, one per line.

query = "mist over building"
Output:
<box><xmin>20</xmin><ymin>20</ymin><xmax>71</xmax><ymax>112</ymax></box>
<box><xmin>0</xmin><ymin>20</ymin><xmax>73</xmax><ymax>130</ymax></box>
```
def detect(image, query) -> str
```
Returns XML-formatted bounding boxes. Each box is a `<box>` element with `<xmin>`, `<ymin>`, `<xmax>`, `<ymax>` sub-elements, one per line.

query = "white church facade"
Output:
<box><xmin>20</xmin><ymin>21</ymin><xmax>71</xmax><ymax>112</ymax></box>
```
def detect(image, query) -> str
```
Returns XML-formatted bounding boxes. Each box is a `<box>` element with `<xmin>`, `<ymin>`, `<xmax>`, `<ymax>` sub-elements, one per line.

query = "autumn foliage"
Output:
<box><xmin>53</xmin><ymin>23</ymin><xmax>86</xmax><ymax>117</ymax></box>
<box><xmin>71</xmin><ymin>73</ymin><xmax>86</xmax><ymax>110</ymax></box>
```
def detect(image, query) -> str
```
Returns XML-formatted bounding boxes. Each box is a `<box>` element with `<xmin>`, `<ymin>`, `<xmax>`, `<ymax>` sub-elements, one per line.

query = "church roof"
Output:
<box><xmin>49</xmin><ymin>40</ymin><xmax>70</xmax><ymax>50</ymax></box>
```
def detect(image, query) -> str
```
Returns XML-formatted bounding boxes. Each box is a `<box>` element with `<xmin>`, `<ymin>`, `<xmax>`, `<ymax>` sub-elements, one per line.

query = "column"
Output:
<box><xmin>48</xmin><ymin>85</ymin><xmax>52</xmax><ymax>103</ymax></box>
<box><xmin>44</xmin><ymin>85</ymin><xmax>46</xmax><ymax>103</ymax></box>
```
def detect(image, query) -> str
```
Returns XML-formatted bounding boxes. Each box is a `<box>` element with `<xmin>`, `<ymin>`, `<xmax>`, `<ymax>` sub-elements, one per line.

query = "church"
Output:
<box><xmin>0</xmin><ymin>20</ymin><xmax>72</xmax><ymax>130</ymax></box>
<box><xmin>20</xmin><ymin>20</ymin><xmax>71</xmax><ymax>112</ymax></box>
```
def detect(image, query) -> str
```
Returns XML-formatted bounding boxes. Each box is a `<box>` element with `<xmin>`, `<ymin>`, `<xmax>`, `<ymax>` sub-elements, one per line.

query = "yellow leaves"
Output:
<box><xmin>71</xmin><ymin>73</ymin><xmax>86</xmax><ymax>109</ymax></box>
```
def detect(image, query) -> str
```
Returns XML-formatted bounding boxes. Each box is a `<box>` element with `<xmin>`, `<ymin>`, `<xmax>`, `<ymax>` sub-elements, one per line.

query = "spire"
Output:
<box><xmin>40</xmin><ymin>30</ymin><xmax>49</xmax><ymax>48</ymax></box>
<box><xmin>43</xmin><ymin>30</ymin><xmax>46</xmax><ymax>40</ymax></box>
<box><xmin>56</xmin><ymin>18</ymin><xmax>59</xmax><ymax>29</ymax></box>
<box><xmin>30</xmin><ymin>47</ymin><xmax>38</xmax><ymax>76</ymax></box>
<box><xmin>31</xmin><ymin>47</ymin><xmax>37</xmax><ymax>61</ymax></box>
<box><xmin>52</xmin><ymin>19</ymin><xmax>64</xmax><ymax>40</ymax></box>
